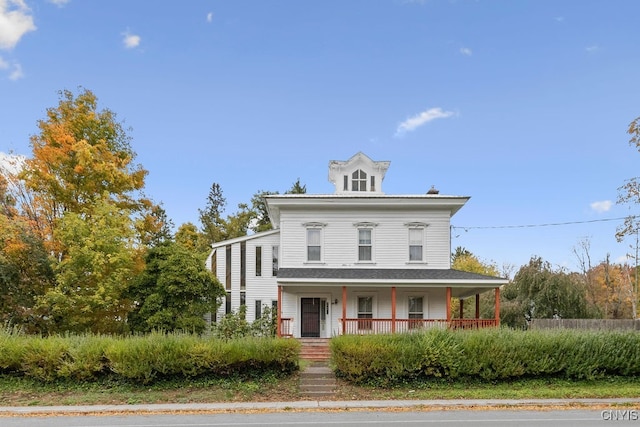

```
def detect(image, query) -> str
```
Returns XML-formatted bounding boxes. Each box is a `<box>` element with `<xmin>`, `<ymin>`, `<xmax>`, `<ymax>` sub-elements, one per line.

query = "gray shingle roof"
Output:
<box><xmin>277</xmin><ymin>268</ymin><xmax>506</xmax><ymax>283</ymax></box>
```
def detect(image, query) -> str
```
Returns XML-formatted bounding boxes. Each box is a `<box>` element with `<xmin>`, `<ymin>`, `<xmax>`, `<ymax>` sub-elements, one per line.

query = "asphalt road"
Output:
<box><xmin>0</xmin><ymin>409</ymin><xmax>629</xmax><ymax>427</ymax></box>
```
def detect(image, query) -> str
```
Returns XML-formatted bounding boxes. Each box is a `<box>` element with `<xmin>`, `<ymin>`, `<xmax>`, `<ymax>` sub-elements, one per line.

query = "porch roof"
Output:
<box><xmin>277</xmin><ymin>267</ymin><xmax>507</xmax><ymax>286</ymax></box>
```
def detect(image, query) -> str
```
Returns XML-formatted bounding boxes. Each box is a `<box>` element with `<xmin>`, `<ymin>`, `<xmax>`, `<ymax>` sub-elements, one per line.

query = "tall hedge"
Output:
<box><xmin>331</xmin><ymin>328</ymin><xmax>640</xmax><ymax>384</ymax></box>
<box><xmin>0</xmin><ymin>330</ymin><xmax>299</xmax><ymax>384</ymax></box>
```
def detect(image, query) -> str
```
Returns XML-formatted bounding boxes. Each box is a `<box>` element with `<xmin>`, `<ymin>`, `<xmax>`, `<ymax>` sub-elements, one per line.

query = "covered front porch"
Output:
<box><xmin>275</xmin><ymin>278</ymin><xmax>505</xmax><ymax>338</ymax></box>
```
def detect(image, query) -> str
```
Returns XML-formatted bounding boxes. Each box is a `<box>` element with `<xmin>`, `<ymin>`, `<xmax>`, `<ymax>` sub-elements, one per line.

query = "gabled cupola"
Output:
<box><xmin>328</xmin><ymin>152</ymin><xmax>390</xmax><ymax>195</ymax></box>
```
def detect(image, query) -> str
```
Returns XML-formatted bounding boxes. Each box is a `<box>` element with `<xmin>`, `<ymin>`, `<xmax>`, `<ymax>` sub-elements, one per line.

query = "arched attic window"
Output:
<box><xmin>352</xmin><ymin>169</ymin><xmax>367</xmax><ymax>191</ymax></box>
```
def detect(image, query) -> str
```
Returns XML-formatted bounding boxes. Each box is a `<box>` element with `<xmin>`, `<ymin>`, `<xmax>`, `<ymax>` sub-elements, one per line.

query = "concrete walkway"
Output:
<box><xmin>1</xmin><ymin>398</ymin><xmax>639</xmax><ymax>415</ymax></box>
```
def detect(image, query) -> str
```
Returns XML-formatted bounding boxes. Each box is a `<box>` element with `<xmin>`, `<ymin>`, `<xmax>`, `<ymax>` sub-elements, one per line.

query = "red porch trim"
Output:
<box><xmin>277</xmin><ymin>285</ymin><xmax>282</xmax><ymax>337</ymax></box>
<box><xmin>391</xmin><ymin>286</ymin><xmax>396</xmax><ymax>333</ymax></box>
<box><xmin>342</xmin><ymin>285</ymin><xmax>347</xmax><ymax>335</ymax></box>
<box><xmin>494</xmin><ymin>287</ymin><xmax>501</xmax><ymax>326</ymax></box>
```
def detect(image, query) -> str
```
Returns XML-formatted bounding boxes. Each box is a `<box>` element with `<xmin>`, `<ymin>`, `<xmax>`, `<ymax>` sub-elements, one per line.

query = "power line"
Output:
<box><xmin>452</xmin><ymin>216</ymin><xmax>635</xmax><ymax>231</ymax></box>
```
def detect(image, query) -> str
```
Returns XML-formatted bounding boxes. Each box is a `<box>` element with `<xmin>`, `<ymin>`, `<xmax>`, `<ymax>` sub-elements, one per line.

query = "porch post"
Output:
<box><xmin>494</xmin><ymin>287</ymin><xmax>501</xmax><ymax>326</ymax></box>
<box><xmin>446</xmin><ymin>287</ymin><xmax>452</xmax><ymax>323</ymax></box>
<box><xmin>459</xmin><ymin>298</ymin><xmax>464</xmax><ymax>319</ymax></box>
<box><xmin>475</xmin><ymin>294</ymin><xmax>480</xmax><ymax>319</ymax></box>
<box><xmin>342</xmin><ymin>286</ymin><xmax>347</xmax><ymax>335</ymax></box>
<box><xmin>277</xmin><ymin>285</ymin><xmax>282</xmax><ymax>337</ymax></box>
<box><xmin>391</xmin><ymin>286</ymin><xmax>396</xmax><ymax>333</ymax></box>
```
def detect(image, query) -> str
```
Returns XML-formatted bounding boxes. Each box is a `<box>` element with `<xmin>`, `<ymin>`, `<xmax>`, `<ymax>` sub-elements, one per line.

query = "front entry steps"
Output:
<box><xmin>298</xmin><ymin>338</ymin><xmax>331</xmax><ymax>362</ymax></box>
<box><xmin>299</xmin><ymin>362</ymin><xmax>336</xmax><ymax>398</ymax></box>
<box><xmin>298</xmin><ymin>339</ymin><xmax>335</xmax><ymax>398</ymax></box>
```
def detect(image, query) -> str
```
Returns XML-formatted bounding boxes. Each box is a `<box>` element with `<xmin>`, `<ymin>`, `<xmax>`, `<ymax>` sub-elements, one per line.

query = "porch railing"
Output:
<box><xmin>279</xmin><ymin>317</ymin><xmax>293</xmax><ymax>337</ymax></box>
<box><xmin>341</xmin><ymin>318</ymin><xmax>498</xmax><ymax>335</ymax></box>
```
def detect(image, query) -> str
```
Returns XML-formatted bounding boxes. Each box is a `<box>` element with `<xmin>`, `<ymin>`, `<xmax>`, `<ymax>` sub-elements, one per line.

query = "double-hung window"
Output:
<box><xmin>357</xmin><ymin>296</ymin><xmax>373</xmax><ymax>330</ymax></box>
<box><xmin>358</xmin><ymin>228</ymin><xmax>372</xmax><ymax>262</ymax></box>
<box><xmin>307</xmin><ymin>228</ymin><xmax>322</xmax><ymax>262</ymax></box>
<box><xmin>408</xmin><ymin>296</ymin><xmax>424</xmax><ymax>329</ymax></box>
<box><xmin>408</xmin><ymin>226</ymin><xmax>425</xmax><ymax>262</ymax></box>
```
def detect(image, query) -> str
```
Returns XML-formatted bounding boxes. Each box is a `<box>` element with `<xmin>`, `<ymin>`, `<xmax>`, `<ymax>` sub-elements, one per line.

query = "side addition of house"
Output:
<box><xmin>206</xmin><ymin>152</ymin><xmax>508</xmax><ymax>338</ymax></box>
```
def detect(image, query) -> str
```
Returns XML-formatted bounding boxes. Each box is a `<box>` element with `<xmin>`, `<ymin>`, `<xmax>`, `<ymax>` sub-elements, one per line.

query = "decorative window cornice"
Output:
<box><xmin>302</xmin><ymin>222</ymin><xmax>327</xmax><ymax>228</ymax></box>
<box><xmin>404</xmin><ymin>222</ymin><xmax>429</xmax><ymax>228</ymax></box>
<box><xmin>353</xmin><ymin>221</ymin><xmax>378</xmax><ymax>228</ymax></box>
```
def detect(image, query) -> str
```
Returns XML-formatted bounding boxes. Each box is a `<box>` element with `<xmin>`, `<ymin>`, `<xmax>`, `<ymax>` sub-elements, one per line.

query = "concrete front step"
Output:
<box><xmin>299</xmin><ymin>363</ymin><xmax>336</xmax><ymax>399</ymax></box>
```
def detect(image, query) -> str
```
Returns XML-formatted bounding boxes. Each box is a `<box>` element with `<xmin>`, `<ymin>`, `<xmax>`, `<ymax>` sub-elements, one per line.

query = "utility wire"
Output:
<box><xmin>452</xmin><ymin>216</ymin><xmax>636</xmax><ymax>231</ymax></box>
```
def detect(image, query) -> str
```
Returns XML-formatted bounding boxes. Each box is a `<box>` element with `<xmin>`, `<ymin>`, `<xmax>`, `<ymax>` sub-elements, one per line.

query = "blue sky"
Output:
<box><xmin>1</xmin><ymin>0</ymin><xmax>639</xmax><ymax>274</ymax></box>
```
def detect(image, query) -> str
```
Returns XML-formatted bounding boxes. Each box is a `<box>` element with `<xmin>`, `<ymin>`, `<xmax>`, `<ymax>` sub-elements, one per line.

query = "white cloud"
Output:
<box><xmin>122</xmin><ymin>31</ymin><xmax>141</xmax><ymax>49</ymax></box>
<box><xmin>395</xmin><ymin>107</ymin><xmax>456</xmax><ymax>137</ymax></box>
<box><xmin>0</xmin><ymin>0</ymin><xmax>37</xmax><ymax>50</ymax></box>
<box><xmin>48</xmin><ymin>0</ymin><xmax>70</xmax><ymax>6</ymax></box>
<box><xmin>8</xmin><ymin>61</ymin><xmax>22</xmax><ymax>79</ymax></box>
<box><xmin>0</xmin><ymin>54</ymin><xmax>23</xmax><ymax>80</ymax></box>
<box><xmin>590</xmin><ymin>200</ymin><xmax>612</xmax><ymax>213</ymax></box>
<box><xmin>460</xmin><ymin>47</ymin><xmax>472</xmax><ymax>56</ymax></box>
<box><xmin>585</xmin><ymin>44</ymin><xmax>599</xmax><ymax>53</ymax></box>
<box><xmin>206</xmin><ymin>12</ymin><xmax>213</xmax><ymax>23</ymax></box>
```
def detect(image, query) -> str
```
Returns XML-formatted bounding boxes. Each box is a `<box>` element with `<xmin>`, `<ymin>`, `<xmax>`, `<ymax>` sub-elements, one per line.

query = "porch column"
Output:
<box><xmin>459</xmin><ymin>299</ymin><xmax>464</xmax><ymax>319</ymax></box>
<box><xmin>475</xmin><ymin>294</ymin><xmax>480</xmax><ymax>319</ymax></box>
<box><xmin>277</xmin><ymin>285</ymin><xmax>282</xmax><ymax>337</ymax></box>
<box><xmin>391</xmin><ymin>286</ymin><xmax>396</xmax><ymax>333</ymax></box>
<box><xmin>446</xmin><ymin>287</ymin><xmax>452</xmax><ymax>323</ymax></box>
<box><xmin>342</xmin><ymin>286</ymin><xmax>347</xmax><ymax>335</ymax></box>
<box><xmin>494</xmin><ymin>287</ymin><xmax>501</xmax><ymax>326</ymax></box>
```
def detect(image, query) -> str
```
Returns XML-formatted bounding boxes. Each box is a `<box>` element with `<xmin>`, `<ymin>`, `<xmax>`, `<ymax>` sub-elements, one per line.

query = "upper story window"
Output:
<box><xmin>272</xmin><ymin>245</ymin><xmax>279</xmax><ymax>276</ymax></box>
<box><xmin>255</xmin><ymin>246</ymin><xmax>262</xmax><ymax>277</ymax></box>
<box><xmin>307</xmin><ymin>228</ymin><xmax>322</xmax><ymax>262</ymax></box>
<box><xmin>303</xmin><ymin>222</ymin><xmax>326</xmax><ymax>263</ymax></box>
<box><xmin>408</xmin><ymin>228</ymin><xmax>424</xmax><ymax>262</ymax></box>
<box><xmin>354</xmin><ymin>222</ymin><xmax>377</xmax><ymax>263</ymax></box>
<box><xmin>352</xmin><ymin>169</ymin><xmax>367</xmax><ymax>191</ymax></box>
<box><xmin>358</xmin><ymin>228</ymin><xmax>372</xmax><ymax>262</ymax></box>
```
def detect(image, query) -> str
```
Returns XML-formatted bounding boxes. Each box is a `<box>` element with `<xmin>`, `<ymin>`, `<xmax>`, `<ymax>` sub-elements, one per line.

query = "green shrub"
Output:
<box><xmin>56</xmin><ymin>334</ymin><xmax>111</xmax><ymax>380</ymax></box>
<box><xmin>0</xmin><ymin>326</ymin><xmax>26</xmax><ymax>373</ymax></box>
<box><xmin>20</xmin><ymin>336</ymin><xmax>69</xmax><ymax>382</ymax></box>
<box><xmin>332</xmin><ymin>328</ymin><xmax>640</xmax><ymax>385</ymax></box>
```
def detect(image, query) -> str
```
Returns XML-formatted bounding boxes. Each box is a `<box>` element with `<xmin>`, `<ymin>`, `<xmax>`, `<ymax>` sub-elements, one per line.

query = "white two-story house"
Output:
<box><xmin>207</xmin><ymin>152</ymin><xmax>507</xmax><ymax>338</ymax></box>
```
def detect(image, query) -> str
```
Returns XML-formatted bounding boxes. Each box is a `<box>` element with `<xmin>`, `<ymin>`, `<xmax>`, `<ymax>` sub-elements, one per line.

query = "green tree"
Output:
<box><xmin>250</xmin><ymin>190</ymin><xmax>278</xmax><ymax>233</ymax></box>
<box><xmin>127</xmin><ymin>242</ymin><xmax>225</xmax><ymax>333</ymax></box>
<box><xmin>286</xmin><ymin>178</ymin><xmax>307</xmax><ymax>194</ymax></box>
<box><xmin>199</xmin><ymin>182</ymin><xmax>227</xmax><ymax>245</ymax></box>
<box><xmin>501</xmin><ymin>256</ymin><xmax>594</xmax><ymax>328</ymax></box>
<box><xmin>0</xmin><ymin>178</ymin><xmax>54</xmax><ymax>330</ymax></box>
<box><xmin>451</xmin><ymin>247</ymin><xmax>500</xmax><ymax>319</ymax></box>
<box><xmin>19</xmin><ymin>88</ymin><xmax>153</xmax><ymax>258</ymax></box>
<box><xmin>35</xmin><ymin>198</ymin><xmax>139</xmax><ymax>334</ymax></box>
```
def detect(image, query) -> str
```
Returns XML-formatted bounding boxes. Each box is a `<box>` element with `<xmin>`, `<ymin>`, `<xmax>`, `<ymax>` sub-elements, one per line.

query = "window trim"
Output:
<box><xmin>272</xmin><ymin>245</ymin><xmax>279</xmax><ymax>276</ymax></box>
<box><xmin>356</xmin><ymin>294</ymin><xmax>376</xmax><ymax>331</ymax></box>
<box><xmin>303</xmin><ymin>222</ymin><xmax>326</xmax><ymax>264</ymax></box>
<box><xmin>255</xmin><ymin>246</ymin><xmax>262</xmax><ymax>277</ymax></box>
<box><xmin>405</xmin><ymin>222</ymin><xmax>428</xmax><ymax>263</ymax></box>
<box><xmin>351</xmin><ymin>169</ymin><xmax>367</xmax><ymax>192</ymax></box>
<box><xmin>407</xmin><ymin>294</ymin><xmax>427</xmax><ymax>329</ymax></box>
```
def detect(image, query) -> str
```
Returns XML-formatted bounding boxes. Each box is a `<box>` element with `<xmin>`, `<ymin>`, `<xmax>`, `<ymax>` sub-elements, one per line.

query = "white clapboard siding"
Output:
<box><xmin>279</xmin><ymin>207</ymin><xmax>452</xmax><ymax>269</ymax></box>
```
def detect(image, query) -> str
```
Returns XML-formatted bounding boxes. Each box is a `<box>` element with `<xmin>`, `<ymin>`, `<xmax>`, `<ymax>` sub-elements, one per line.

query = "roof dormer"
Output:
<box><xmin>328</xmin><ymin>152</ymin><xmax>390</xmax><ymax>195</ymax></box>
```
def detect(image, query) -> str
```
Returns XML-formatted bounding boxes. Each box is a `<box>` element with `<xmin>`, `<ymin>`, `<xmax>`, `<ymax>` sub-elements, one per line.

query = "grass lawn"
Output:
<box><xmin>1</xmin><ymin>374</ymin><xmax>640</xmax><ymax>406</ymax></box>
